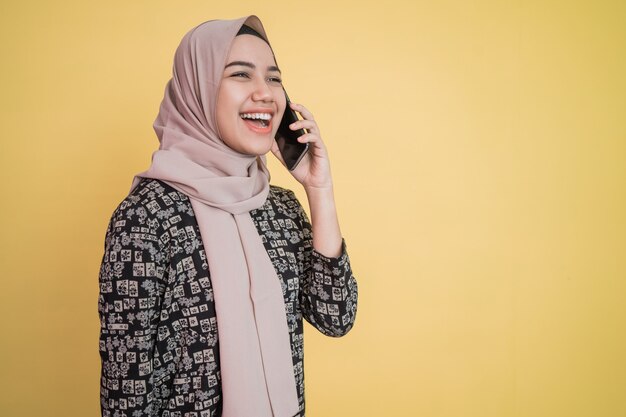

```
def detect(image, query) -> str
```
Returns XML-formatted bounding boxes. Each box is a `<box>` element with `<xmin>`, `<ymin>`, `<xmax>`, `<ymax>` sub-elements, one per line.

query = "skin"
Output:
<box><xmin>216</xmin><ymin>34</ymin><xmax>343</xmax><ymax>257</ymax></box>
<box><xmin>216</xmin><ymin>34</ymin><xmax>286</xmax><ymax>156</ymax></box>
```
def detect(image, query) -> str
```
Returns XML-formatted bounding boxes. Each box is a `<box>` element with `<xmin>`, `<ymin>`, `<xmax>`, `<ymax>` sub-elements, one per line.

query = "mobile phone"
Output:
<box><xmin>275</xmin><ymin>89</ymin><xmax>309</xmax><ymax>171</ymax></box>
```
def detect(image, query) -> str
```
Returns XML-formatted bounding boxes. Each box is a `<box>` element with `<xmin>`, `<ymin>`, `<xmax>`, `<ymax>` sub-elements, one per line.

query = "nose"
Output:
<box><xmin>251</xmin><ymin>77</ymin><xmax>273</xmax><ymax>102</ymax></box>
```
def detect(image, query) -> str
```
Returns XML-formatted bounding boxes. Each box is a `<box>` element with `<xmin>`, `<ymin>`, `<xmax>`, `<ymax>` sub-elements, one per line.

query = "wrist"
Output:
<box><xmin>304</xmin><ymin>182</ymin><xmax>334</xmax><ymax>196</ymax></box>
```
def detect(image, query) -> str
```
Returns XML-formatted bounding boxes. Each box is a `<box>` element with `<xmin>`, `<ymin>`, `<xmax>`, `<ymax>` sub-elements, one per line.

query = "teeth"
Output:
<box><xmin>240</xmin><ymin>113</ymin><xmax>272</xmax><ymax>120</ymax></box>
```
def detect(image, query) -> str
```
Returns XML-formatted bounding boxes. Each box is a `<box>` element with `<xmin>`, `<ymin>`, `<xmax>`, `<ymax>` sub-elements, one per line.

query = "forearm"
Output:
<box><xmin>304</xmin><ymin>184</ymin><xmax>343</xmax><ymax>258</ymax></box>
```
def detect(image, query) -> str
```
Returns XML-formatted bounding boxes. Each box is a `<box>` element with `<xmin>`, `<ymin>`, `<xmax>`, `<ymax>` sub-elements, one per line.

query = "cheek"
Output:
<box><xmin>275</xmin><ymin>92</ymin><xmax>287</xmax><ymax>123</ymax></box>
<box><xmin>217</xmin><ymin>83</ymin><xmax>247</xmax><ymax>114</ymax></box>
<box><xmin>216</xmin><ymin>88</ymin><xmax>242</xmax><ymax>135</ymax></box>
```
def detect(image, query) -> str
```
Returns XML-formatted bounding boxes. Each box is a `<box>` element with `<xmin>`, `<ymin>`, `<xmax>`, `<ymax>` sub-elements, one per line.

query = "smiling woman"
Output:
<box><xmin>216</xmin><ymin>29</ymin><xmax>286</xmax><ymax>155</ymax></box>
<box><xmin>98</xmin><ymin>15</ymin><xmax>358</xmax><ymax>417</ymax></box>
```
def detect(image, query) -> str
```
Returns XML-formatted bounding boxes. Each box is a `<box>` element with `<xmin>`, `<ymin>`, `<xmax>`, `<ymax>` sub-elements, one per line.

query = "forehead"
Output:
<box><xmin>227</xmin><ymin>34</ymin><xmax>275</xmax><ymax>63</ymax></box>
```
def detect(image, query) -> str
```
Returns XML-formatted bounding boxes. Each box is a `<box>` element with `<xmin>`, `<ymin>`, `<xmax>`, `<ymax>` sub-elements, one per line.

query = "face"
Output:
<box><xmin>216</xmin><ymin>34</ymin><xmax>286</xmax><ymax>156</ymax></box>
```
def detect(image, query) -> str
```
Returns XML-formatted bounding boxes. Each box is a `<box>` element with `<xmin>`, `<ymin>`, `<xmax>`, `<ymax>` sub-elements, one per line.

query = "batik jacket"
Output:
<box><xmin>98</xmin><ymin>178</ymin><xmax>358</xmax><ymax>416</ymax></box>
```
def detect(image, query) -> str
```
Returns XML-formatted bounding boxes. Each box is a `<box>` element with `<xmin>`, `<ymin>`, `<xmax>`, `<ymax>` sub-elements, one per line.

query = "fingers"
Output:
<box><xmin>289</xmin><ymin>102</ymin><xmax>314</xmax><ymax>121</ymax></box>
<box><xmin>288</xmin><ymin>101</ymin><xmax>326</xmax><ymax>150</ymax></box>
<box><xmin>289</xmin><ymin>119</ymin><xmax>318</xmax><ymax>133</ymax></box>
<box><xmin>295</xmin><ymin>133</ymin><xmax>315</xmax><ymax>143</ymax></box>
<box><xmin>295</xmin><ymin>133</ymin><xmax>326</xmax><ymax>153</ymax></box>
<box><xmin>289</xmin><ymin>102</ymin><xmax>320</xmax><ymax>135</ymax></box>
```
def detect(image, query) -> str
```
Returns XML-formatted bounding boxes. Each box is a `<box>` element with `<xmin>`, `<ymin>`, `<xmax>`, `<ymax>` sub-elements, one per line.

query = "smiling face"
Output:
<box><xmin>216</xmin><ymin>34</ymin><xmax>286</xmax><ymax>156</ymax></box>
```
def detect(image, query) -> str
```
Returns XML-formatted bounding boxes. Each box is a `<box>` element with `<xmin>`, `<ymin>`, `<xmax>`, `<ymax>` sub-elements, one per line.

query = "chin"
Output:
<box><xmin>240</xmin><ymin>140</ymin><xmax>273</xmax><ymax>157</ymax></box>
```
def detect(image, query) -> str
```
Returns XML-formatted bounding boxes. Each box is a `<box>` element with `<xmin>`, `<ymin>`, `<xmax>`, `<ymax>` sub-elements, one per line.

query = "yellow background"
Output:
<box><xmin>1</xmin><ymin>0</ymin><xmax>625</xmax><ymax>416</ymax></box>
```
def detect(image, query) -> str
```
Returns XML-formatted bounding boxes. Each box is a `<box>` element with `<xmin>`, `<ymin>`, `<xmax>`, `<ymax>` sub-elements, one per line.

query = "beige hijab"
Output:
<box><xmin>129</xmin><ymin>15</ymin><xmax>299</xmax><ymax>417</ymax></box>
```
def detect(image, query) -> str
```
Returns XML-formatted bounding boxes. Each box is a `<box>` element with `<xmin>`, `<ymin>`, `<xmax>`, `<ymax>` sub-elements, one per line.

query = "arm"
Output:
<box><xmin>272</xmin><ymin>102</ymin><xmax>357</xmax><ymax>337</ymax></box>
<box><xmin>271</xmin><ymin>101</ymin><xmax>342</xmax><ymax>260</ymax></box>
<box><xmin>304</xmin><ymin>184</ymin><xmax>343</xmax><ymax>258</ymax></box>
<box><xmin>98</xmin><ymin>207</ymin><xmax>165</xmax><ymax>416</ymax></box>
<box><xmin>293</xmin><ymin>192</ymin><xmax>358</xmax><ymax>337</ymax></box>
<box><xmin>270</xmin><ymin>101</ymin><xmax>358</xmax><ymax>336</ymax></box>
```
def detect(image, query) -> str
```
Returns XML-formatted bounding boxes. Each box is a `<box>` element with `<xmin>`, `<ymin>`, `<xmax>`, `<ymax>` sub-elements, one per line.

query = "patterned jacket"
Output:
<box><xmin>98</xmin><ymin>178</ymin><xmax>358</xmax><ymax>416</ymax></box>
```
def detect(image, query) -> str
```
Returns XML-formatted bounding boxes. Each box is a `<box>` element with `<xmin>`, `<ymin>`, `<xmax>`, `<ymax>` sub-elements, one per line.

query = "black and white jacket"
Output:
<box><xmin>98</xmin><ymin>178</ymin><xmax>358</xmax><ymax>416</ymax></box>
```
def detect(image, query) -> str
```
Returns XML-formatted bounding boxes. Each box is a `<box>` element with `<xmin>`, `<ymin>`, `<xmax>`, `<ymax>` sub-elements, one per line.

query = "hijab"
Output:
<box><xmin>129</xmin><ymin>15</ymin><xmax>299</xmax><ymax>417</ymax></box>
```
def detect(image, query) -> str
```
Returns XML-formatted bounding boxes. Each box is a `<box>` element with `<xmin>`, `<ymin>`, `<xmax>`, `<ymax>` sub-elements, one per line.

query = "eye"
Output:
<box><xmin>268</xmin><ymin>76</ymin><xmax>283</xmax><ymax>83</ymax></box>
<box><xmin>231</xmin><ymin>72</ymin><xmax>250</xmax><ymax>78</ymax></box>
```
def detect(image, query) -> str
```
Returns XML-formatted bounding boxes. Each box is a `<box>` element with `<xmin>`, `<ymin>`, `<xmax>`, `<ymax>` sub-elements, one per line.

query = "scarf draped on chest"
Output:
<box><xmin>129</xmin><ymin>15</ymin><xmax>299</xmax><ymax>417</ymax></box>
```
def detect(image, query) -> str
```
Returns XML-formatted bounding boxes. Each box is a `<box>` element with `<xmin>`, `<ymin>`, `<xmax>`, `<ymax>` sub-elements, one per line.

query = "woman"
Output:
<box><xmin>98</xmin><ymin>15</ymin><xmax>358</xmax><ymax>417</ymax></box>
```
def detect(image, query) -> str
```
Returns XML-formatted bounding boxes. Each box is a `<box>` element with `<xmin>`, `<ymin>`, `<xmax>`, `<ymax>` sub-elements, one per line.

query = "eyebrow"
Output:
<box><xmin>224</xmin><ymin>60</ymin><xmax>281</xmax><ymax>74</ymax></box>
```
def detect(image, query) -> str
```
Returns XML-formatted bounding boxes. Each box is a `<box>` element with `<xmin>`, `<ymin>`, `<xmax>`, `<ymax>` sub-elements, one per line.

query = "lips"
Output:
<box><xmin>239</xmin><ymin>109</ymin><xmax>275</xmax><ymax>135</ymax></box>
<box><xmin>241</xmin><ymin>117</ymin><xmax>272</xmax><ymax>134</ymax></box>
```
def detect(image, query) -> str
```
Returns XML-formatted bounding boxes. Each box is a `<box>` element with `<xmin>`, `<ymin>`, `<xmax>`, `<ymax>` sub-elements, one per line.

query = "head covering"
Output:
<box><xmin>129</xmin><ymin>15</ymin><xmax>299</xmax><ymax>417</ymax></box>
<box><xmin>238</xmin><ymin>23</ymin><xmax>269</xmax><ymax>42</ymax></box>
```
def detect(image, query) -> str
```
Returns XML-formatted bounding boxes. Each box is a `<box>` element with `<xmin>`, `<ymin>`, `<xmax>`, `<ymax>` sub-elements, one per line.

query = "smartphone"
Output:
<box><xmin>275</xmin><ymin>89</ymin><xmax>309</xmax><ymax>171</ymax></box>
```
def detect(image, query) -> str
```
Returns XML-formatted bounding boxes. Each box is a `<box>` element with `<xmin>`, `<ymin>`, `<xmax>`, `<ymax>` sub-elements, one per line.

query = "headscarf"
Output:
<box><xmin>129</xmin><ymin>15</ymin><xmax>299</xmax><ymax>417</ymax></box>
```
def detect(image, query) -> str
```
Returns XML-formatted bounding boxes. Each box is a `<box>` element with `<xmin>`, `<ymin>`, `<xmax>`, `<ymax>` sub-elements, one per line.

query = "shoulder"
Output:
<box><xmin>269</xmin><ymin>184</ymin><xmax>298</xmax><ymax>202</ymax></box>
<box><xmin>268</xmin><ymin>184</ymin><xmax>302</xmax><ymax>209</ymax></box>
<box><xmin>266</xmin><ymin>184</ymin><xmax>307</xmax><ymax>223</ymax></box>
<box><xmin>105</xmin><ymin>178</ymin><xmax>196</xmax><ymax>242</ymax></box>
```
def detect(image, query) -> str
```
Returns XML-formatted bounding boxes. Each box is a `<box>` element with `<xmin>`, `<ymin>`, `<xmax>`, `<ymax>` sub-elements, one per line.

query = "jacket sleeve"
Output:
<box><xmin>98</xmin><ymin>205</ymin><xmax>167</xmax><ymax>416</ymax></box>
<box><xmin>292</xmin><ymin>192</ymin><xmax>358</xmax><ymax>337</ymax></box>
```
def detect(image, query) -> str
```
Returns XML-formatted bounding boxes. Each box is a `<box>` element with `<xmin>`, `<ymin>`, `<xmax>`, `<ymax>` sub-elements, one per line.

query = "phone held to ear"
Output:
<box><xmin>275</xmin><ymin>89</ymin><xmax>309</xmax><ymax>171</ymax></box>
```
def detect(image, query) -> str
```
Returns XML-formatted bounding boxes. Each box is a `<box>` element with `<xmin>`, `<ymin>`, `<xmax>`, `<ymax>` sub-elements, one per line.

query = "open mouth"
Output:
<box><xmin>240</xmin><ymin>112</ymin><xmax>272</xmax><ymax>128</ymax></box>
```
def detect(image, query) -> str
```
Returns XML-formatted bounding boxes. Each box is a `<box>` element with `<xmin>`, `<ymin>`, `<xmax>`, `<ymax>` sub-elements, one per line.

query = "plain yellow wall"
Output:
<box><xmin>1</xmin><ymin>0</ymin><xmax>625</xmax><ymax>416</ymax></box>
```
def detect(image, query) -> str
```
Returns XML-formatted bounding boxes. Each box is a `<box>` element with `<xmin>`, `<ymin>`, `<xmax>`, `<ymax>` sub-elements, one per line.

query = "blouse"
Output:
<box><xmin>98</xmin><ymin>178</ymin><xmax>358</xmax><ymax>416</ymax></box>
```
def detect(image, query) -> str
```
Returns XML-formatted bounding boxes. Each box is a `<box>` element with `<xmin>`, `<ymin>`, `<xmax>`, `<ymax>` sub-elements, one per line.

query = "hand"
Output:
<box><xmin>271</xmin><ymin>102</ymin><xmax>333</xmax><ymax>190</ymax></box>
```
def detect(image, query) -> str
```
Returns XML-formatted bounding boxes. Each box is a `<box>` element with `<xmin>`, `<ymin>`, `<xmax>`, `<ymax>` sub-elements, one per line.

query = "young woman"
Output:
<box><xmin>98</xmin><ymin>15</ymin><xmax>358</xmax><ymax>417</ymax></box>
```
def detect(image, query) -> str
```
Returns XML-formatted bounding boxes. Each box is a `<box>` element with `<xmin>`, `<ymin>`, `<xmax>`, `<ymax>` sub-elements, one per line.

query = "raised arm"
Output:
<box><xmin>270</xmin><ymin>101</ymin><xmax>359</xmax><ymax>333</ymax></box>
<box><xmin>292</xmin><ymin>192</ymin><xmax>358</xmax><ymax>337</ymax></box>
<box><xmin>270</xmin><ymin>101</ymin><xmax>343</xmax><ymax>259</ymax></box>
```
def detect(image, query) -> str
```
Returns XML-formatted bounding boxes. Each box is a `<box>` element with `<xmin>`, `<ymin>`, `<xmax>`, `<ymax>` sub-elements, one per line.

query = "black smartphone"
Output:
<box><xmin>275</xmin><ymin>89</ymin><xmax>309</xmax><ymax>171</ymax></box>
